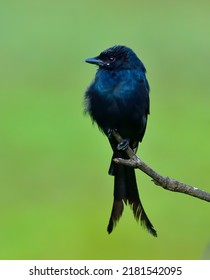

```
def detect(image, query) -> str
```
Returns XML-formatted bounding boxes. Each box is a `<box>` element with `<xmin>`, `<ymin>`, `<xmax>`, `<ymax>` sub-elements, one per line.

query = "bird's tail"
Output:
<box><xmin>107</xmin><ymin>157</ymin><xmax>157</xmax><ymax>236</ymax></box>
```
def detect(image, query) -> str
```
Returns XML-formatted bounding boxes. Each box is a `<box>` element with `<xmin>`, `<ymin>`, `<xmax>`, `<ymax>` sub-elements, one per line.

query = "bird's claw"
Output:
<box><xmin>117</xmin><ymin>138</ymin><xmax>130</xmax><ymax>150</ymax></box>
<box><xmin>107</xmin><ymin>128</ymin><xmax>116</xmax><ymax>139</ymax></box>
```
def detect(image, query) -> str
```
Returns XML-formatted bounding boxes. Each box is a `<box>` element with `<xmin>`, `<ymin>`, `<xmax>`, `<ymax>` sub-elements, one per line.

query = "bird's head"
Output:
<box><xmin>85</xmin><ymin>45</ymin><xmax>146</xmax><ymax>72</ymax></box>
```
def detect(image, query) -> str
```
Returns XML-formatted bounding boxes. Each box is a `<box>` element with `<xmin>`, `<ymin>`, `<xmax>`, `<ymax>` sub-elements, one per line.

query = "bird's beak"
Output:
<box><xmin>85</xmin><ymin>57</ymin><xmax>104</xmax><ymax>66</ymax></box>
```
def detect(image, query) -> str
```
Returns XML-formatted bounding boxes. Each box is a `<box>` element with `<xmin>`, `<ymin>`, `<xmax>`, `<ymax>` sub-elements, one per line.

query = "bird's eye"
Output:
<box><xmin>109</xmin><ymin>57</ymin><xmax>115</xmax><ymax>62</ymax></box>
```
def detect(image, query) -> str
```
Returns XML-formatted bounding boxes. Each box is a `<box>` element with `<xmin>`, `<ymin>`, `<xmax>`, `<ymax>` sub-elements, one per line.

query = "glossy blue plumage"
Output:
<box><xmin>85</xmin><ymin>47</ymin><xmax>149</xmax><ymax>145</ymax></box>
<box><xmin>84</xmin><ymin>45</ymin><xmax>156</xmax><ymax>236</ymax></box>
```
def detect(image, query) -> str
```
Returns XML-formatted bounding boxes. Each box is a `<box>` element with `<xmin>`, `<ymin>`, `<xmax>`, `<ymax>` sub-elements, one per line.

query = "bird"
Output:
<box><xmin>84</xmin><ymin>45</ymin><xmax>157</xmax><ymax>236</ymax></box>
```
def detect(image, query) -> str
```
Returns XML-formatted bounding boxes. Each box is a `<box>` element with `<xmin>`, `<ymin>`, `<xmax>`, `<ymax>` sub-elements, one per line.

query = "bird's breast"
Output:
<box><xmin>95</xmin><ymin>70</ymin><xmax>136</xmax><ymax>98</ymax></box>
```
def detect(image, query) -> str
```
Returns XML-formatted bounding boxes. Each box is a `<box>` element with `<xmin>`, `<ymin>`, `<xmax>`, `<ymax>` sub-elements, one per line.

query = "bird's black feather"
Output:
<box><xmin>85</xmin><ymin>45</ymin><xmax>157</xmax><ymax>236</ymax></box>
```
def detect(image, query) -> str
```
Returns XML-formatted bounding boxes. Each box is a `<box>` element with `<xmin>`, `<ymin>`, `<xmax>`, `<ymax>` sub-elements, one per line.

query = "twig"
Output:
<box><xmin>111</xmin><ymin>130</ymin><xmax>210</xmax><ymax>202</ymax></box>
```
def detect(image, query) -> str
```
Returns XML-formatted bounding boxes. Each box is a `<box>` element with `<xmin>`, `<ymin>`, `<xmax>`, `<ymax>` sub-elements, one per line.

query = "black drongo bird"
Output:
<box><xmin>84</xmin><ymin>45</ymin><xmax>157</xmax><ymax>236</ymax></box>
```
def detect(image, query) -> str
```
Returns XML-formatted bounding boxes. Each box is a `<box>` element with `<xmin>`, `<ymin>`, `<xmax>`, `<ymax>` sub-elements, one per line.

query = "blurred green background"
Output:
<box><xmin>0</xmin><ymin>0</ymin><xmax>210</xmax><ymax>260</ymax></box>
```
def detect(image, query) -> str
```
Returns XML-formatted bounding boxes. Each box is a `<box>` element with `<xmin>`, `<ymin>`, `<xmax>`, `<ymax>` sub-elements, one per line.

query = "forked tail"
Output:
<box><xmin>107</xmin><ymin>162</ymin><xmax>157</xmax><ymax>236</ymax></box>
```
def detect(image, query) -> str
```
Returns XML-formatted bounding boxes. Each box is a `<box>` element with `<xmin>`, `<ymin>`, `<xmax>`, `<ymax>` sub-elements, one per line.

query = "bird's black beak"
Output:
<box><xmin>85</xmin><ymin>57</ymin><xmax>104</xmax><ymax>66</ymax></box>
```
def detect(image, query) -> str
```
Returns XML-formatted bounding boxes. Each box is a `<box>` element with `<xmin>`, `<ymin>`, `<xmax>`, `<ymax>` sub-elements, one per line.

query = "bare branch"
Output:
<box><xmin>111</xmin><ymin>130</ymin><xmax>210</xmax><ymax>202</ymax></box>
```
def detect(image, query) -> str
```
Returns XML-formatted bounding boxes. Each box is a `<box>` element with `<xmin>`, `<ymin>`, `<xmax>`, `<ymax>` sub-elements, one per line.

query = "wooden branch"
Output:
<box><xmin>111</xmin><ymin>130</ymin><xmax>210</xmax><ymax>202</ymax></box>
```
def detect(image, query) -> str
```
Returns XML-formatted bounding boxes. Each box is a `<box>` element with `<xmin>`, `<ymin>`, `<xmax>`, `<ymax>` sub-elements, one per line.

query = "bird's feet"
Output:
<box><xmin>117</xmin><ymin>138</ymin><xmax>130</xmax><ymax>150</ymax></box>
<box><xmin>107</xmin><ymin>129</ymin><xmax>130</xmax><ymax>150</ymax></box>
<box><xmin>107</xmin><ymin>128</ymin><xmax>116</xmax><ymax>139</ymax></box>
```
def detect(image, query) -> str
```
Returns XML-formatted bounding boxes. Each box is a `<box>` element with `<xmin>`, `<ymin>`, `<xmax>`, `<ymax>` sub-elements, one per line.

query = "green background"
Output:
<box><xmin>0</xmin><ymin>0</ymin><xmax>210</xmax><ymax>259</ymax></box>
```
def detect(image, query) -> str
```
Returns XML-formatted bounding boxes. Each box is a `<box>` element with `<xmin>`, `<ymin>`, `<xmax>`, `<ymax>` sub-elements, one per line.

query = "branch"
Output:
<box><xmin>111</xmin><ymin>130</ymin><xmax>210</xmax><ymax>202</ymax></box>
